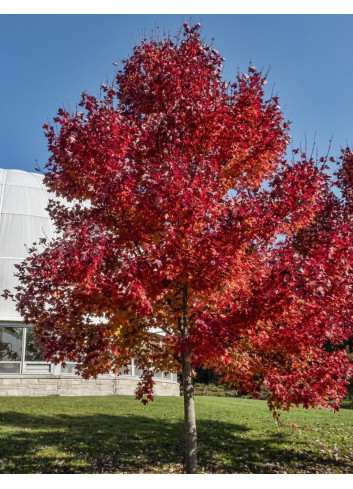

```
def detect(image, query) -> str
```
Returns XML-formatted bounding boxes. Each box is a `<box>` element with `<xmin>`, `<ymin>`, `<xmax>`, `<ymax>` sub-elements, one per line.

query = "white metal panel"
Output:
<box><xmin>25</xmin><ymin>363</ymin><xmax>51</xmax><ymax>374</ymax></box>
<box><xmin>3</xmin><ymin>169</ymin><xmax>43</xmax><ymax>188</ymax></box>
<box><xmin>1</xmin><ymin>185</ymin><xmax>49</xmax><ymax>216</ymax></box>
<box><xmin>0</xmin><ymin>214</ymin><xmax>52</xmax><ymax>257</ymax></box>
<box><xmin>0</xmin><ymin>170</ymin><xmax>55</xmax><ymax>322</ymax></box>
<box><xmin>0</xmin><ymin>258</ymin><xmax>23</xmax><ymax>320</ymax></box>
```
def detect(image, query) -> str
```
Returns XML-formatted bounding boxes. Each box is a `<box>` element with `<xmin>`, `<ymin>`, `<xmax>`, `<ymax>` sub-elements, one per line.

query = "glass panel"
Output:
<box><xmin>134</xmin><ymin>369</ymin><xmax>174</xmax><ymax>379</ymax></box>
<box><xmin>61</xmin><ymin>363</ymin><xmax>78</xmax><ymax>374</ymax></box>
<box><xmin>0</xmin><ymin>326</ymin><xmax>23</xmax><ymax>361</ymax></box>
<box><xmin>0</xmin><ymin>362</ymin><xmax>20</xmax><ymax>373</ymax></box>
<box><xmin>134</xmin><ymin>367</ymin><xmax>143</xmax><ymax>377</ymax></box>
<box><xmin>25</xmin><ymin>327</ymin><xmax>45</xmax><ymax>361</ymax></box>
<box><xmin>121</xmin><ymin>364</ymin><xmax>132</xmax><ymax>376</ymax></box>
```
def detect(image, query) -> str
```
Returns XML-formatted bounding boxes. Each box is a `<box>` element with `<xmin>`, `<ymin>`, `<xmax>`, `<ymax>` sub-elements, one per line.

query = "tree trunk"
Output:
<box><xmin>179</xmin><ymin>284</ymin><xmax>197</xmax><ymax>473</ymax></box>
<box><xmin>182</xmin><ymin>350</ymin><xmax>198</xmax><ymax>474</ymax></box>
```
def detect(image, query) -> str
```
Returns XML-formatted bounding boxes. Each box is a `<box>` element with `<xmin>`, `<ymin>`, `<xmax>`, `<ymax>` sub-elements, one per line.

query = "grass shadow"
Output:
<box><xmin>0</xmin><ymin>409</ymin><xmax>351</xmax><ymax>473</ymax></box>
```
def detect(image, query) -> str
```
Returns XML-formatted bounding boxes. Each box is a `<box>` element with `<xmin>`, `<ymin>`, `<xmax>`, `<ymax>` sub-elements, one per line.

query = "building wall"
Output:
<box><xmin>0</xmin><ymin>323</ymin><xmax>180</xmax><ymax>397</ymax></box>
<box><xmin>0</xmin><ymin>171</ymin><xmax>180</xmax><ymax>398</ymax></box>
<box><xmin>0</xmin><ymin>374</ymin><xmax>180</xmax><ymax>396</ymax></box>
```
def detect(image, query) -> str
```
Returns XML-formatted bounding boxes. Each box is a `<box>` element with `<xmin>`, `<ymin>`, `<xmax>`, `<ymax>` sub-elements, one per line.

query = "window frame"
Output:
<box><xmin>0</xmin><ymin>323</ymin><xmax>177</xmax><ymax>381</ymax></box>
<box><xmin>0</xmin><ymin>323</ymin><xmax>50</xmax><ymax>374</ymax></box>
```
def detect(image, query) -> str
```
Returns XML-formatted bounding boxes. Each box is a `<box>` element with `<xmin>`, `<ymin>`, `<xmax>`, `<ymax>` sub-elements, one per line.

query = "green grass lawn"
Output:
<box><xmin>0</xmin><ymin>395</ymin><xmax>352</xmax><ymax>474</ymax></box>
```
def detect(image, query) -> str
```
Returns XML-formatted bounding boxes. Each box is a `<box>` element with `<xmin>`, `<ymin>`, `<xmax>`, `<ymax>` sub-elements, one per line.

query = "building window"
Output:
<box><xmin>0</xmin><ymin>324</ymin><xmax>49</xmax><ymax>374</ymax></box>
<box><xmin>0</xmin><ymin>324</ymin><xmax>176</xmax><ymax>382</ymax></box>
<box><xmin>0</xmin><ymin>326</ymin><xmax>23</xmax><ymax>373</ymax></box>
<box><xmin>25</xmin><ymin>327</ymin><xmax>45</xmax><ymax>362</ymax></box>
<box><xmin>60</xmin><ymin>362</ymin><xmax>78</xmax><ymax>375</ymax></box>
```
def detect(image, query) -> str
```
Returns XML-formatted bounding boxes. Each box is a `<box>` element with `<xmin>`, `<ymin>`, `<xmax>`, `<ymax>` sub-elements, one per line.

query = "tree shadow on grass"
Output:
<box><xmin>0</xmin><ymin>411</ymin><xmax>351</xmax><ymax>473</ymax></box>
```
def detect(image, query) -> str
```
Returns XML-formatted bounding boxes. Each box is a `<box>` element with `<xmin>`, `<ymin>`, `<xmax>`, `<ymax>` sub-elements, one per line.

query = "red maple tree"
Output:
<box><xmin>9</xmin><ymin>24</ymin><xmax>353</xmax><ymax>473</ymax></box>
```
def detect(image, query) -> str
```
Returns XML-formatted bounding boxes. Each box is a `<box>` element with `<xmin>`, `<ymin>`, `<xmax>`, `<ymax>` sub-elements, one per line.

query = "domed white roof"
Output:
<box><xmin>0</xmin><ymin>169</ymin><xmax>55</xmax><ymax>322</ymax></box>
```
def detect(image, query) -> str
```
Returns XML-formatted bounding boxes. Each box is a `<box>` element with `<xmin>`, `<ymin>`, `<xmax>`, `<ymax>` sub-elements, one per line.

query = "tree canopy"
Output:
<box><xmin>7</xmin><ymin>24</ymin><xmax>353</xmax><ymax>473</ymax></box>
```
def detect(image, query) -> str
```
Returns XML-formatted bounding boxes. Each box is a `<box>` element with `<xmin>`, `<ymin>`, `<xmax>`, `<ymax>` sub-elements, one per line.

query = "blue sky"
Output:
<box><xmin>0</xmin><ymin>14</ymin><xmax>353</xmax><ymax>173</ymax></box>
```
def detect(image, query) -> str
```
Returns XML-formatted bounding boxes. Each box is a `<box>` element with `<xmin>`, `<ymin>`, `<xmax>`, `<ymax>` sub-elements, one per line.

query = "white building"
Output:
<box><xmin>0</xmin><ymin>168</ymin><xmax>179</xmax><ymax>396</ymax></box>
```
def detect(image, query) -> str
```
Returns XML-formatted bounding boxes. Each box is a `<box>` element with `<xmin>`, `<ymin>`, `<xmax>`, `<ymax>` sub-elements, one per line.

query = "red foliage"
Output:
<box><xmin>12</xmin><ymin>24</ymin><xmax>353</xmax><ymax>411</ymax></box>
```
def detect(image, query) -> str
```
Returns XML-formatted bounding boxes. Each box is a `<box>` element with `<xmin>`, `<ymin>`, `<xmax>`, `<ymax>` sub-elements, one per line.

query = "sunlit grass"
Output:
<box><xmin>0</xmin><ymin>395</ymin><xmax>352</xmax><ymax>473</ymax></box>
